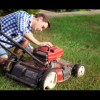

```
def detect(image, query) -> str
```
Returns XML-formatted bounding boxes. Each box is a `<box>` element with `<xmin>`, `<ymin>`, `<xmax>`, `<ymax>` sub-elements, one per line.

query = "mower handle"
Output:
<box><xmin>0</xmin><ymin>31</ymin><xmax>48</xmax><ymax>68</ymax></box>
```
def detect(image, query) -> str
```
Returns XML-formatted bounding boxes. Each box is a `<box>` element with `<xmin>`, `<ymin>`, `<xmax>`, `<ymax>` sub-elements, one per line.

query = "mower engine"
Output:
<box><xmin>33</xmin><ymin>46</ymin><xmax>63</xmax><ymax>68</ymax></box>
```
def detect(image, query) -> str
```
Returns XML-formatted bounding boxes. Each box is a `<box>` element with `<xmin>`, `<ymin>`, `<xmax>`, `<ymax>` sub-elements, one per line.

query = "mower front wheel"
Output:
<box><xmin>72</xmin><ymin>64</ymin><xmax>85</xmax><ymax>77</ymax></box>
<box><xmin>40</xmin><ymin>69</ymin><xmax>58</xmax><ymax>90</ymax></box>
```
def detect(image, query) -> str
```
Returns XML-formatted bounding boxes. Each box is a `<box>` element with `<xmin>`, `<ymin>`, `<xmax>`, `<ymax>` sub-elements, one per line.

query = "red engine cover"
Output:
<box><xmin>37</xmin><ymin>46</ymin><xmax>63</xmax><ymax>61</ymax></box>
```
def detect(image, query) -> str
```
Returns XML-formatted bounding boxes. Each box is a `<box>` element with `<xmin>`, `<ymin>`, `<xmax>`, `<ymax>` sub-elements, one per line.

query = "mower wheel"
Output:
<box><xmin>4</xmin><ymin>56</ymin><xmax>17</xmax><ymax>73</ymax></box>
<box><xmin>40</xmin><ymin>69</ymin><xmax>58</xmax><ymax>90</ymax></box>
<box><xmin>72</xmin><ymin>64</ymin><xmax>85</xmax><ymax>77</ymax></box>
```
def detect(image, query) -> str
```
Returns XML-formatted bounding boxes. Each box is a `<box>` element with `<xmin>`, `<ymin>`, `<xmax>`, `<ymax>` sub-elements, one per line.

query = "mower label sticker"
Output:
<box><xmin>25</xmin><ymin>70</ymin><xmax>38</xmax><ymax>79</ymax></box>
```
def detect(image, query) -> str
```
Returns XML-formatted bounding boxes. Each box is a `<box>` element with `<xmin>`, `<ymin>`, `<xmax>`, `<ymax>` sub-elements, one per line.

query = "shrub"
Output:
<box><xmin>25</xmin><ymin>9</ymin><xmax>41</xmax><ymax>14</ymax></box>
<box><xmin>43</xmin><ymin>9</ymin><xmax>84</xmax><ymax>12</ymax></box>
<box><xmin>0</xmin><ymin>9</ymin><xmax>41</xmax><ymax>16</ymax></box>
<box><xmin>0</xmin><ymin>10</ymin><xmax>3</xmax><ymax>15</ymax></box>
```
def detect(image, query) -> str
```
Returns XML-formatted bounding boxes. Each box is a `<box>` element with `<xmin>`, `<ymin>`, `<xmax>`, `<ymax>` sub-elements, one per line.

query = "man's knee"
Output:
<box><xmin>0</xmin><ymin>55</ymin><xmax>8</xmax><ymax>65</ymax></box>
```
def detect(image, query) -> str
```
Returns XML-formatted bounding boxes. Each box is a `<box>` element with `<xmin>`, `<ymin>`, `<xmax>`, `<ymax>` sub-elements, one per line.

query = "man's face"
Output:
<box><xmin>32</xmin><ymin>17</ymin><xmax>48</xmax><ymax>32</ymax></box>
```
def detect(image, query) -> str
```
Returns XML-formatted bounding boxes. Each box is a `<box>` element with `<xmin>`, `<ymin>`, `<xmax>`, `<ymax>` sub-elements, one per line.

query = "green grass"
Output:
<box><xmin>0</xmin><ymin>14</ymin><xmax>100</xmax><ymax>90</ymax></box>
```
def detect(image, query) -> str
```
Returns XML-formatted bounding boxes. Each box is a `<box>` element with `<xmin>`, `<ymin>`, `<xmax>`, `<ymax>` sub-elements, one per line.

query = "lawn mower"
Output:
<box><xmin>0</xmin><ymin>24</ymin><xmax>85</xmax><ymax>90</ymax></box>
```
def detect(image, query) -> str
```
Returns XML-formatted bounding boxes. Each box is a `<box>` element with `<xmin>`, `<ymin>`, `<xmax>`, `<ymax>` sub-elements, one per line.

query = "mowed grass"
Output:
<box><xmin>0</xmin><ymin>14</ymin><xmax>100</xmax><ymax>90</ymax></box>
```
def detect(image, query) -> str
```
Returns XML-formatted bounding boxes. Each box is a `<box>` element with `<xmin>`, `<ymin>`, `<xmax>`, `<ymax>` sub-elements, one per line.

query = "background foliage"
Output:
<box><xmin>43</xmin><ymin>9</ymin><xmax>94</xmax><ymax>12</ymax></box>
<box><xmin>43</xmin><ymin>9</ymin><xmax>84</xmax><ymax>12</ymax></box>
<box><xmin>0</xmin><ymin>9</ymin><xmax>41</xmax><ymax>15</ymax></box>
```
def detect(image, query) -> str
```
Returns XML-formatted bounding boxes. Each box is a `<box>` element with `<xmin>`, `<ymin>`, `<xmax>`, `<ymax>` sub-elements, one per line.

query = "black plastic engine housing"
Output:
<box><xmin>33</xmin><ymin>48</ymin><xmax>48</xmax><ymax>62</ymax></box>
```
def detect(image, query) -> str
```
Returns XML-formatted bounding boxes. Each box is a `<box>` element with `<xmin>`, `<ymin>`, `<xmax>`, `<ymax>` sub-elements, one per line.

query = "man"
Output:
<box><xmin>0</xmin><ymin>11</ymin><xmax>53</xmax><ymax>65</ymax></box>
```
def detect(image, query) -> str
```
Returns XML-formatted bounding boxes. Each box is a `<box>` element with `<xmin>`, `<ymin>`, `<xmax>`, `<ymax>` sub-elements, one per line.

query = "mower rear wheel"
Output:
<box><xmin>72</xmin><ymin>64</ymin><xmax>85</xmax><ymax>77</ymax></box>
<box><xmin>4</xmin><ymin>56</ymin><xmax>17</xmax><ymax>73</ymax></box>
<box><xmin>40</xmin><ymin>69</ymin><xmax>58</xmax><ymax>90</ymax></box>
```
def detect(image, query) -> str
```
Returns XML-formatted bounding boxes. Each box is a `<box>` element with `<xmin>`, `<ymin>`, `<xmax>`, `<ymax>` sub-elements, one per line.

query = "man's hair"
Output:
<box><xmin>34</xmin><ymin>13</ymin><xmax>50</xmax><ymax>28</ymax></box>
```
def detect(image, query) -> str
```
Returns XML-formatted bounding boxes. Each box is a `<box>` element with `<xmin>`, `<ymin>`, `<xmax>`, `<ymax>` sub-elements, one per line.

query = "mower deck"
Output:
<box><xmin>24</xmin><ymin>58</ymin><xmax>74</xmax><ymax>83</ymax></box>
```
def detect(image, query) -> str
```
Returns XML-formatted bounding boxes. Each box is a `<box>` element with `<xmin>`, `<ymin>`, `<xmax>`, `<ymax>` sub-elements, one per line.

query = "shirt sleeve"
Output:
<box><xmin>16</xmin><ymin>11</ymin><xmax>30</xmax><ymax>36</ymax></box>
<box><xmin>25</xmin><ymin>43</ymin><xmax>33</xmax><ymax>50</ymax></box>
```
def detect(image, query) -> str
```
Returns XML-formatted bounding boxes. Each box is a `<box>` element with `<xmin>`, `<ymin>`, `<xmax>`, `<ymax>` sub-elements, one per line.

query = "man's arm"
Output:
<box><xmin>24</xmin><ymin>32</ymin><xmax>53</xmax><ymax>47</ymax></box>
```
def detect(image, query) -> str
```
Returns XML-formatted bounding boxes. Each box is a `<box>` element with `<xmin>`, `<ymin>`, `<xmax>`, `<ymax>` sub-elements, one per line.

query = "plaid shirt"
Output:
<box><xmin>0</xmin><ymin>11</ymin><xmax>33</xmax><ymax>50</ymax></box>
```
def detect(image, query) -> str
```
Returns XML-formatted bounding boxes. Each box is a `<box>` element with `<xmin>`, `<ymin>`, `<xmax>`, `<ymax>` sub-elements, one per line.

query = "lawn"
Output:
<box><xmin>0</xmin><ymin>14</ymin><xmax>100</xmax><ymax>90</ymax></box>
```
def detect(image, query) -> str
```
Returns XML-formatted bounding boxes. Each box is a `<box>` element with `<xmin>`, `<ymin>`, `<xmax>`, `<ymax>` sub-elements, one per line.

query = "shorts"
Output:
<box><xmin>0</xmin><ymin>47</ymin><xmax>8</xmax><ymax>57</ymax></box>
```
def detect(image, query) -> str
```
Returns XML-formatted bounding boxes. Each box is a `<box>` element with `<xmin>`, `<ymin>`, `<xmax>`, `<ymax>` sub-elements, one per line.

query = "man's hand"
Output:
<box><xmin>39</xmin><ymin>42</ymin><xmax>53</xmax><ymax>47</ymax></box>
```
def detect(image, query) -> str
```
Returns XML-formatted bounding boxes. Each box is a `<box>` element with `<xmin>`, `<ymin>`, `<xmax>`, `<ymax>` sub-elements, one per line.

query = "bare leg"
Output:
<box><xmin>0</xmin><ymin>55</ymin><xmax>8</xmax><ymax>65</ymax></box>
<box><xmin>11</xmin><ymin>38</ymin><xmax>30</xmax><ymax>57</ymax></box>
